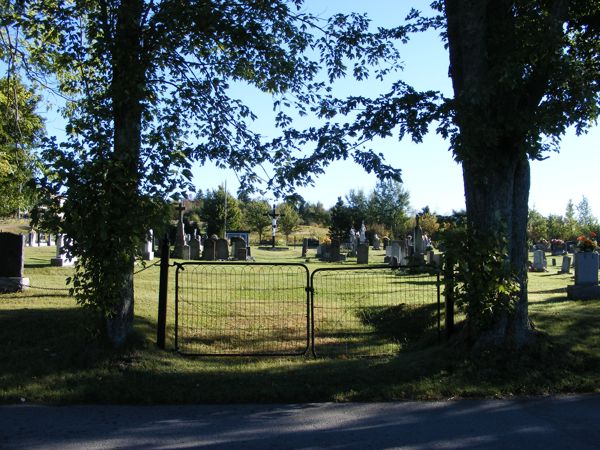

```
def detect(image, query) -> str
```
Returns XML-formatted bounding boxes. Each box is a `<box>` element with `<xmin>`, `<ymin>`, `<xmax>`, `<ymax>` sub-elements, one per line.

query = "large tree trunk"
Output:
<box><xmin>462</xmin><ymin>153</ymin><xmax>531</xmax><ymax>346</ymax></box>
<box><xmin>445</xmin><ymin>0</ymin><xmax>534</xmax><ymax>346</ymax></box>
<box><xmin>105</xmin><ymin>0</ymin><xmax>145</xmax><ymax>346</ymax></box>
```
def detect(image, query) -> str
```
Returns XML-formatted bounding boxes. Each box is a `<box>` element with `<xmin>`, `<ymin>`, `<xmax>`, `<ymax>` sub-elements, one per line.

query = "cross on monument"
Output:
<box><xmin>176</xmin><ymin>202</ymin><xmax>186</xmax><ymax>222</ymax></box>
<box><xmin>267</xmin><ymin>204</ymin><xmax>281</xmax><ymax>249</ymax></box>
<box><xmin>175</xmin><ymin>202</ymin><xmax>186</xmax><ymax>247</ymax></box>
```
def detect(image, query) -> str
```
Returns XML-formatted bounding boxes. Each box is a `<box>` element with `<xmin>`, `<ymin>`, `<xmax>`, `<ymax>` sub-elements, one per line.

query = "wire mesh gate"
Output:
<box><xmin>174</xmin><ymin>262</ymin><xmax>441</xmax><ymax>357</ymax></box>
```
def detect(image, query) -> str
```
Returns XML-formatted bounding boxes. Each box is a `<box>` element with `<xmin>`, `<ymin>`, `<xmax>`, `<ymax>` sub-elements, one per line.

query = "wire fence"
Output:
<box><xmin>311</xmin><ymin>266</ymin><xmax>441</xmax><ymax>357</ymax></box>
<box><xmin>175</xmin><ymin>262</ymin><xmax>310</xmax><ymax>356</ymax></box>
<box><xmin>175</xmin><ymin>262</ymin><xmax>441</xmax><ymax>358</ymax></box>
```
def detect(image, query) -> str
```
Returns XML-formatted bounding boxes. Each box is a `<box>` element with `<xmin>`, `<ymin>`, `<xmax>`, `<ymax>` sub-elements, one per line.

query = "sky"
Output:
<box><xmin>190</xmin><ymin>0</ymin><xmax>600</xmax><ymax>218</ymax></box>
<box><xmin>37</xmin><ymin>1</ymin><xmax>599</xmax><ymax>218</ymax></box>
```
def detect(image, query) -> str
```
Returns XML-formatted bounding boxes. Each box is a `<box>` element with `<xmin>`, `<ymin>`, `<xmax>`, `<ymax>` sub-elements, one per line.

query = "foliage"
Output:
<box><xmin>416</xmin><ymin>208</ymin><xmax>440</xmax><ymax>237</ymax></box>
<box><xmin>328</xmin><ymin>197</ymin><xmax>353</xmax><ymax>243</ymax></box>
<box><xmin>528</xmin><ymin>208</ymin><xmax>548</xmax><ymax>243</ymax></box>
<box><xmin>368</xmin><ymin>179</ymin><xmax>411</xmax><ymax>237</ymax></box>
<box><xmin>0</xmin><ymin>77</ymin><xmax>44</xmax><ymax>217</ymax></box>
<box><xmin>344</xmin><ymin>189</ymin><xmax>369</xmax><ymax>228</ymax></box>
<box><xmin>300</xmin><ymin>200</ymin><xmax>330</xmax><ymax>226</ymax></box>
<box><xmin>277</xmin><ymin>202</ymin><xmax>301</xmax><ymax>242</ymax></box>
<box><xmin>576</xmin><ymin>196</ymin><xmax>599</xmax><ymax>236</ymax></box>
<box><xmin>200</xmin><ymin>186</ymin><xmax>243</xmax><ymax>237</ymax></box>
<box><xmin>546</xmin><ymin>214</ymin><xmax>567</xmax><ymax>241</ymax></box>
<box><xmin>441</xmin><ymin>223</ymin><xmax>520</xmax><ymax>340</ymax></box>
<box><xmin>242</xmin><ymin>199</ymin><xmax>271</xmax><ymax>243</ymax></box>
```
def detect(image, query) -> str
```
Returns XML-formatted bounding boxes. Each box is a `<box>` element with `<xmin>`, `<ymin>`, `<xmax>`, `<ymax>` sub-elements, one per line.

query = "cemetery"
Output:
<box><xmin>0</xmin><ymin>0</ymin><xmax>599</xmax><ymax>409</ymax></box>
<box><xmin>1</xmin><ymin>222</ymin><xmax>599</xmax><ymax>402</ymax></box>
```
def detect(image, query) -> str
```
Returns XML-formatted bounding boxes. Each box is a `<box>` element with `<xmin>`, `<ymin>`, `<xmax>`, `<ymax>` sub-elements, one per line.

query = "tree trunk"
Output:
<box><xmin>462</xmin><ymin>152</ymin><xmax>531</xmax><ymax>346</ymax></box>
<box><xmin>445</xmin><ymin>0</ymin><xmax>534</xmax><ymax>346</ymax></box>
<box><xmin>105</xmin><ymin>0</ymin><xmax>145</xmax><ymax>347</ymax></box>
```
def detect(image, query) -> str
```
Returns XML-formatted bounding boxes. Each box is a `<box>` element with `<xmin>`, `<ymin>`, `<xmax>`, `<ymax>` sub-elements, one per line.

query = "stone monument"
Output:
<box><xmin>0</xmin><ymin>232</ymin><xmax>29</xmax><ymax>292</ymax></box>
<box><xmin>173</xmin><ymin>202</ymin><xmax>190</xmax><ymax>259</ymax></box>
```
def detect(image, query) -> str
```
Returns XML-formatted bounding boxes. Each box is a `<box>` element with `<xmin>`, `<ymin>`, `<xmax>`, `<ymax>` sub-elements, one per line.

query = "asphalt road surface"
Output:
<box><xmin>2</xmin><ymin>395</ymin><xmax>600</xmax><ymax>449</ymax></box>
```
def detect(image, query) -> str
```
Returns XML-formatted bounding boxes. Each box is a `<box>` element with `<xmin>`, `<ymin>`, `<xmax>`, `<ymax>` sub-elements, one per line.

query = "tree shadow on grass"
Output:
<box><xmin>2</xmin><ymin>299</ymin><xmax>600</xmax><ymax>404</ymax></box>
<box><xmin>0</xmin><ymin>307</ymin><xmax>159</xmax><ymax>403</ymax></box>
<box><xmin>357</xmin><ymin>303</ymin><xmax>439</xmax><ymax>345</ymax></box>
<box><xmin>24</xmin><ymin>258</ymin><xmax>53</xmax><ymax>268</ymax></box>
<box><xmin>530</xmin><ymin>287</ymin><xmax>567</xmax><ymax>295</ymax></box>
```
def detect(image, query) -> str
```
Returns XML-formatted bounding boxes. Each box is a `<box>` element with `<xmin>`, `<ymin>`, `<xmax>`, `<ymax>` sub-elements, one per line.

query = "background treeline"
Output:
<box><xmin>175</xmin><ymin>187</ymin><xmax>598</xmax><ymax>248</ymax></box>
<box><xmin>176</xmin><ymin>180</ymin><xmax>418</xmax><ymax>245</ymax></box>
<box><xmin>528</xmin><ymin>196</ymin><xmax>599</xmax><ymax>244</ymax></box>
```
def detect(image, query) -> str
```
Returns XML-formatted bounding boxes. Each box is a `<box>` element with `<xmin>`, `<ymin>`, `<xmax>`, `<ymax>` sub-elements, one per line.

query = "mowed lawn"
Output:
<box><xmin>0</xmin><ymin>245</ymin><xmax>599</xmax><ymax>404</ymax></box>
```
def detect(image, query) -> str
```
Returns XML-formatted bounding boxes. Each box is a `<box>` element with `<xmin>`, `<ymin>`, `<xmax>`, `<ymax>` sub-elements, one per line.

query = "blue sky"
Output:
<box><xmin>191</xmin><ymin>0</ymin><xmax>599</xmax><ymax>217</ymax></box>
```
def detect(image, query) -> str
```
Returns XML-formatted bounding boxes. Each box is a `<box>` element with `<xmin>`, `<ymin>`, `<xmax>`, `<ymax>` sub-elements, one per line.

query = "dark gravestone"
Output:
<box><xmin>215</xmin><ymin>238</ymin><xmax>229</xmax><ymax>260</ymax></box>
<box><xmin>0</xmin><ymin>232</ymin><xmax>29</xmax><ymax>292</ymax></box>
<box><xmin>357</xmin><ymin>243</ymin><xmax>369</xmax><ymax>264</ymax></box>
<box><xmin>329</xmin><ymin>241</ymin><xmax>341</xmax><ymax>262</ymax></box>
<box><xmin>230</xmin><ymin>236</ymin><xmax>247</xmax><ymax>261</ymax></box>
<box><xmin>230</xmin><ymin>236</ymin><xmax>246</xmax><ymax>258</ymax></box>
<box><xmin>235</xmin><ymin>246</ymin><xmax>248</xmax><ymax>261</ymax></box>
<box><xmin>189</xmin><ymin>237</ymin><xmax>202</xmax><ymax>260</ymax></box>
<box><xmin>202</xmin><ymin>237</ymin><xmax>217</xmax><ymax>260</ymax></box>
<box><xmin>302</xmin><ymin>238</ymin><xmax>309</xmax><ymax>257</ymax></box>
<box><xmin>559</xmin><ymin>256</ymin><xmax>571</xmax><ymax>274</ymax></box>
<box><xmin>382</xmin><ymin>236</ymin><xmax>390</xmax><ymax>250</ymax></box>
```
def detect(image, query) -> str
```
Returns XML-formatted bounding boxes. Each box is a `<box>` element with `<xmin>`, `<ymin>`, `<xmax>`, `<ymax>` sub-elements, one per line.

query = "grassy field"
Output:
<box><xmin>1</xmin><ymin>245</ymin><xmax>599</xmax><ymax>404</ymax></box>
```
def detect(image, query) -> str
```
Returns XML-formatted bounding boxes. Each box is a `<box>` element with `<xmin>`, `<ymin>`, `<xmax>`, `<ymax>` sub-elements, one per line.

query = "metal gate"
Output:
<box><xmin>310</xmin><ymin>266</ymin><xmax>441</xmax><ymax>357</ymax></box>
<box><xmin>175</xmin><ymin>262</ymin><xmax>310</xmax><ymax>356</ymax></box>
<box><xmin>174</xmin><ymin>262</ymin><xmax>440</xmax><ymax>357</ymax></box>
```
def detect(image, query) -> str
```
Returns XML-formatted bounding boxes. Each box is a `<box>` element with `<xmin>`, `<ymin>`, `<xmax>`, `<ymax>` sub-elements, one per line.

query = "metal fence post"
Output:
<box><xmin>156</xmin><ymin>235</ymin><xmax>169</xmax><ymax>349</ymax></box>
<box><xmin>443</xmin><ymin>255</ymin><xmax>455</xmax><ymax>340</ymax></box>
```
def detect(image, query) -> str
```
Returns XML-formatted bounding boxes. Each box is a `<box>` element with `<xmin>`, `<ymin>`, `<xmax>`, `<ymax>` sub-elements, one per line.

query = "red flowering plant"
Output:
<box><xmin>577</xmin><ymin>232</ymin><xmax>598</xmax><ymax>252</ymax></box>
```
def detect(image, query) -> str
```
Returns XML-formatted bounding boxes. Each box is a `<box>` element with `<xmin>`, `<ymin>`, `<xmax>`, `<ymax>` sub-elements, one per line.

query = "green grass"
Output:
<box><xmin>1</xmin><ymin>247</ymin><xmax>599</xmax><ymax>404</ymax></box>
<box><xmin>0</xmin><ymin>218</ymin><xmax>30</xmax><ymax>234</ymax></box>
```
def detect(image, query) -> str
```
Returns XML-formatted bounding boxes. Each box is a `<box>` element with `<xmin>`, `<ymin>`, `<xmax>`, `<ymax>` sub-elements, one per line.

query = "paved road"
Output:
<box><xmin>2</xmin><ymin>395</ymin><xmax>600</xmax><ymax>449</ymax></box>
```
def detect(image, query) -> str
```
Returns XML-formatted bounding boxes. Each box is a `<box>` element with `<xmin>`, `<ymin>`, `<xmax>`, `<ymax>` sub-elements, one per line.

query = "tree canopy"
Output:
<box><xmin>2</xmin><ymin>0</ymin><xmax>403</xmax><ymax>345</ymax></box>
<box><xmin>0</xmin><ymin>76</ymin><xmax>44</xmax><ymax>217</ymax></box>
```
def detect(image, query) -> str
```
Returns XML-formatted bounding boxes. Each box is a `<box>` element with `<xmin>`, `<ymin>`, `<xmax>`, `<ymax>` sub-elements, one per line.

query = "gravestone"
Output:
<box><xmin>230</xmin><ymin>236</ymin><xmax>246</xmax><ymax>255</ymax></box>
<box><xmin>532</xmin><ymin>250</ymin><xmax>547</xmax><ymax>272</ymax></box>
<box><xmin>173</xmin><ymin>202</ymin><xmax>190</xmax><ymax>259</ymax></box>
<box><xmin>567</xmin><ymin>252</ymin><xmax>600</xmax><ymax>300</ymax></box>
<box><xmin>413</xmin><ymin>217</ymin><xmax>425</xmax><ymax>258</ymax></box>
<box><xmin>27</xmin><ymin>230</ymin><xmax>36</xmax><ymax>246</ymax></box>
<box><xmin>215</xmin><ymin>238</ymin><xmax>229</xmax><ymax>260</ymax></box>
<box><xmin>382</xmin><ymin>236</ymin><xmax>390</xmax><ymax>250</ymax></box>
<box><xmin>230</xmin><ymin>236</ymin><xmax>246</xmax><ymax>261</ymax></box>
<box><xmin>189</xmin><ymin>237</ymin><xmax>202</xmax><ymax>260</ymax></box>
<box><xmin>329</xmin><ymin>241</ymin><xmax>341</xmax><ymax>262</ymax></box>
<box><xmin>348</xmin><ymin>227</ymin><xmax>357</xmax><ymax>257</ymax></box>
<box><xmin>302</xmin><ymin>238</ymin><xmax>309</xmax><ymax>257</ymax></box>
<box><xmin>574</xmin><ymin>252</ymin><xmax>599</xmax><ymax>285</ymax></box>
<box><xmin>141</xmin><ymin>230</ymin><xmax>154</xmax><ymax>261</ymax></box>
<box><xmin>357</xmin><ymin>243</ymin><xmax>369</xmax><ymax>264</ymax></box>
<box><xmin>0</xmin><ymin>232</ymin><xmax>29</xmax><ymax>292</ymax></box>
<box><xmin>388</xmin><ymin>240</ymin><xmax>403</xmax><ymax>266</ymax></box>
<box><xmin>384</xmin><ymin>244</ymin><xmax>392</xmax><ymax>263</ymax></box>
<box><xmin>359</xmin><ymin>222</ymin><xmax>367</xmax><ymax>244</ymax></box>
<box><xmin>235</xmin><ymin>246</ymin><xmax>247</xmax><ymax>261</ymax></box>
<box><xmin>51</xmin><ymin>234</ymin><xmax>76</xmax><ymax>267</ymax></box>
<box><xmin>202</xmin><ymin>236</ymin><xmax>217</xmax><ymax>260</ymax></box>
<box><xmin>372</xmin><ymin>235</ymin><xmax>381</xmax><ymax>250</ymax></box>
<box><xmin>559</xmin><ymin>256</ymin><xmax>571</xmax><ymax>274</ymax></box>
